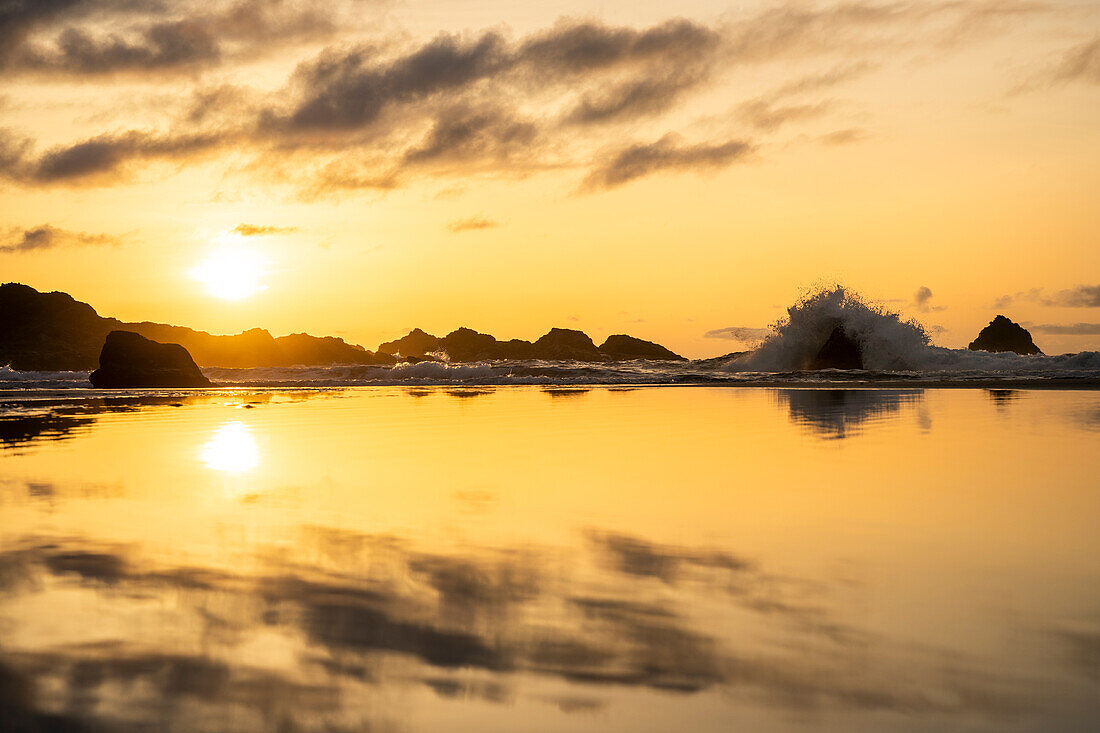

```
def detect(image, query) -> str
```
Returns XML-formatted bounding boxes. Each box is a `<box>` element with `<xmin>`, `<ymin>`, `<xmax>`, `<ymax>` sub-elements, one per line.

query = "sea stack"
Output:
<box><xmin>968</xmin><ymin>316</ymin><xmax>1042</xmax><ymax>355</ymax></box>
<box><xmin>807</xmin><ymin>326</ymin><xmax>864</xmax><ymax>370</ymax></box>
<box><xmin>599</xmin><ymin>335</ymin><xmax>685</xmax><ymax>361</ymax></box>
<box><xmin>89</xmin><ymin>331</ymin><xmax>212</xmax><ymax>388</ymax></box>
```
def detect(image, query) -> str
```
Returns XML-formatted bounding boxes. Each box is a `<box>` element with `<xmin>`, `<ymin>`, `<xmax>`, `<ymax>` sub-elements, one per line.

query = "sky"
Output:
<box><xmin>0</xmin><ymin>0</ymin><xmax>1097</xmax><ymax>357</ymax></box>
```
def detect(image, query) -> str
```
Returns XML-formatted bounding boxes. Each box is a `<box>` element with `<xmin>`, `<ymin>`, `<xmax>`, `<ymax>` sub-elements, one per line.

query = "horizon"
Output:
<box><xmin>1</xmin><ymin>278</ymin><xmax>1081</xmax><ymax>360</ymax></box>
<box><xmin>0</xmin><ymin>1</ymin><xmax>1097</xmax><ymax>358</ymax></box>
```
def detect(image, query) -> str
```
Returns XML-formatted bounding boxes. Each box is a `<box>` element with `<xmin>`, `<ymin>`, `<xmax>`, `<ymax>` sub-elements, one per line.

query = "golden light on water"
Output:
<box><xmin>189</xmin><ymin>236</ymin><xmax>268</xmax><ymax>300</ymax></box>
<box><xmin>200</xmin><ymin>421</ymin><xmax>260</xmax><ymax>473</ymax></box>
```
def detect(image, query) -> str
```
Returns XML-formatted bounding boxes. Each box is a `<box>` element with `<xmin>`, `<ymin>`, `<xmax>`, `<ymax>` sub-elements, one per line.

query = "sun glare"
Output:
<box><xmin>200</xmin><ymin>421</ymin><xmax>260</xmax><ymax>473</ymax></box>
<box><xmin>190</xmin><ymin>237</ymin><xmax>267</xmax><ymax>300</ymax></box>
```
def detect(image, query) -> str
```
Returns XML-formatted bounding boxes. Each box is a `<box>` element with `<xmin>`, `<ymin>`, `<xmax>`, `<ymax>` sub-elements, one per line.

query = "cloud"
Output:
<box><xmin>582</xmin><ymin>134</ymin><xmax>753</xmax><ymax>190</ymax></box>
<box><xmin>704</xmin><ymin>326</ymin><xmax>772</xmax><ymax>342</ymax></box>
<box><xmin>996</xmin><ymin>285</ymin><xmax>1100</xmax><ymax>308</ymax></box>
<box><xmin>14</xmin><ymin>20</ymin><xmax>220</xmax><ymax>74</ymax></box>
<box><xmin>0</xmin><ymin>224</ymin><xmax>119</xmax><ymax>252</ymax></box>
<box><xmin>912</xmin><ymin>285</ymin><xmax>946</xmax><ymax>312</ymax></box>
<box><xmin>14</xmin><ymin>130</ymin><xmax>228</xmax><ymax>183</ymax></box>
<box><xmin>232</xmin><ymin>223</ymin><xmax>297</xmax><ymax>236</ymax></box>
<box><xmin>739</xmin><ymin>98</ymin><xmax>834</xmax><ymax>131</ymax></box>
<box><xmin>1</xmin><ymin>0</ymin><xmax>368</xmax><ymax>76</ymax></box>
<box><xmin>404</xmin><ymin>105</ymin><xmax>539</xmax><ymax>165</ymax></box>
<box><xmin>1024</xmin><ymin>36</ymin><xmax>1100</xmax><ymax>90</ymax></box>
<box><xmin>0</xmin><ymin>4</ymin><xmax>1058</xmax><ymax>193</ymax></box>
<box><xmin>447</xmin><ymin>217</ymin><xmax>499</xmax><ymax>233</ymax></box>
<box><xmin>1031</xmin><ymin>323</ymin><xmax>1100</xmax><ymax>335</ymax></box>
<box><xmin>819</xmin><ymin>127</ymin><xmax>869</xmax><ymax>145</ymax></box>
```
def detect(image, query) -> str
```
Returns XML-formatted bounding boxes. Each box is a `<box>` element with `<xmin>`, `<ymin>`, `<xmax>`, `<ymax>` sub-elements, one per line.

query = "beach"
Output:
<box><xmin>2</xmin><ymin>386</ymin><xmax>1098</xmax><ymax>731</ymax></box>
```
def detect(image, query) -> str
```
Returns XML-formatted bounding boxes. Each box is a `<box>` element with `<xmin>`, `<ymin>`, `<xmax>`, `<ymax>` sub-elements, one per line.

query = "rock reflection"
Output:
<box><xmin>776</xmin><ymin>389</ymin><xmax>923</xmax><ymax>439</ymax></box>
<box><xmin>0</xmin><ymin>413</ymin><xmax>94</xmax><ymax>450</ymax></box>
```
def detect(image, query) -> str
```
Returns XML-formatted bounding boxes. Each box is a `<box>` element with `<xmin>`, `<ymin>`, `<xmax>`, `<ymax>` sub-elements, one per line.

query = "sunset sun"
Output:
<box><xmin>190</xmin><ymin>240</ymin><xmax>267</xmax><ymax>300</ymax></box>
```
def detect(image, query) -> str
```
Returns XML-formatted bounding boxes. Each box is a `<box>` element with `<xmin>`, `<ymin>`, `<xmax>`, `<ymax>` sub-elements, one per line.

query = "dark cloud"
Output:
<box><xmin>704</xmin><ymin>326</ymin><xmax>772</xmax><ymax>342</ymax></box>
<box><xmin>447</xmin><ymin>216</ymin><xmax>499</xmax><ymax>233</ymax></box>
<box><xmin>582</xmin><ymin>134</ymin><xmax>752</xmax><ymax>190</ymax></box>
<box><xmin>1047</xmin><ymin>285</ymin><xmax>1100</xmax><ymax>308</ymax></box>
<box><xmin>912</xmin><ymin>285</ymin><xmax>946</xmax><ymax>312</ymax></box>
<box><xmin>273</xmin><ymin>18</ymin><xmax>723</xmax><ymax>135</ymax></box>
<box><xmin>0</xmin><ymin>224</ymin><xmax>119</xmax><ymax>252</ymax></box>
<box><xmin>232</xmin><ymin>223</ymin><xmax>297</xmax><ymax>236</ymax></box>
<box><xmin>564</xmin><ymin>71</ymin><xmax>709</xmax><ymax>124</ymax></box>
<box><xmin>996</xmin><ymin>285</ymin><xmax>1100</xmax><ymax>308</ymax></box>
<box><xmin>1031</xmin><ymin>323</ymin><xmax>1100</xmax><ymax>335</ymax></box>
<box><xmin>14</xmin><ymin>19</ymin><xmax>220</xmax><ymax>74</ymax></box>
<box><xmin>404</xmin><ymin>105</ymin><xmax>538</xmax><ymax>164</ymax></box>
<box><xmin>279</xmin><ymin>32</ymin><xmax>510</xmax><ymax>132</ymax></box>
<box><xmin>1</xmin><ymin>0</ymin><xmax>362</xmax><ymax>76</ymax></box>
<box><xmin>26</xmin><ymin>130</ymin><xmax>226</xmax><ymax>182</ymax></box>
<box><xmin>740</xmin><ymin>98</ymin><xmax>834</xmax><ymax>131</ymax></box>
<box><xmin>0</xmin><ymin>4</ymin><xmax>1056</xmax><ymax>193</ymax></box>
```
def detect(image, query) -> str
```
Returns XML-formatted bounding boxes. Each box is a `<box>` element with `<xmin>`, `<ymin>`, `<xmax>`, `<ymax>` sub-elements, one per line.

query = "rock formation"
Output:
<box><xmin>968</xmin><ymin>315</ymin><xmax>1042</xmax><ymax>355</ymax></box>
<box><xmin>89</xmin><ymin>331</ymin><xmax>212</xmax><ymax>388</ymax></box>
<box><xmin>1</xmin><ymin>283</ymin><xmax>393</xmax><ymax>370</ymax></box>
<box><xmin>377</xmin><ymin>328</ymin><xmax>442</xmax><ymax>358</ymax></box>
<box><xmin>806</xmin><ymin>326</ymin><xmax>864</xmax><ymax>370</ymax></box>
<box><xmin>599</xmin><ymin>335</ymin><xmax>685</xmax><ymax>361</ymax></box>
<box><xmin>531</xmin><ymin>328</ymin><xmax>608</xmax><ymax>361</ymax></box>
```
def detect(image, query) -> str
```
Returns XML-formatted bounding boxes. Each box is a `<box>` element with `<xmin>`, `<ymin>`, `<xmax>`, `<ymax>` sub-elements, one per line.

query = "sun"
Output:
<box><xmin>190</xmin><ymin>236</ymin><xmax>268</xmax><ymax>300</ymax></box>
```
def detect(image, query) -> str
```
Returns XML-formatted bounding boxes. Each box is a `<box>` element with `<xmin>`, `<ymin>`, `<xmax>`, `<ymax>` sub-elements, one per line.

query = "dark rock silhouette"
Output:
<box><xmin>1</xmin><ymin>283</ymin><xmax>393</xmax><ymax>369</ymax></box>
<box><xmin>89</xmin><ymin>331</ymin><xmax>212</xmax><ymax>388</ymax></box>
<box><xmin>441</xmin><ymin>328</ymin><xmax>500</xmax><ymax>361</ymax></box>
<box><xmin>968</xmin><ymin>315</ymin><xmax>1042</xmax><ymax>355</ymax></box>
<box><xmin>377</xmin><ymin>328</ymin><xmax>442</xmax><ymax>358</ymax></box>
<box><xmin>277</xmin><ymin>333</ymin><xmax>397</xmax><ymax>366</ymax></box>
<box><xmin>3</xmin><ymin>283</ymin><xmax>686</xmax><ymax>369</ymax></box>
<box><xmin>531</xmin><ymin>328</ymin><xmax>607</xmax><ymax>361</ymax></box>
<box><xmin>807</xmin><ymin>326</ymin><xmax>864</xmax><ymax>370</ymax></box>
<box><xmin>599</xmin><ymin>335</ymin><xmax>685</xmax><ymax>361</ymax></box>
<box><xmin>375</xmin><ymin>326</ymin><xmax>683</xmax><ymax>363</ymax></box>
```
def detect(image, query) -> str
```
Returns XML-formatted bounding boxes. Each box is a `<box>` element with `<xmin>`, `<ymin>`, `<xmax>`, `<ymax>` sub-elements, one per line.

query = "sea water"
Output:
<box><xmin>0</xmin><ymin>386</ymin><xmax>1097</xmax><ymax>732</ymax></box>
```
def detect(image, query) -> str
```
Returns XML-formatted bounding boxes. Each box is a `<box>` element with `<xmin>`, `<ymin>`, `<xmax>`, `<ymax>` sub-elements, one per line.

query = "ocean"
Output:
<box><xmin>1</xmin><ymin>385</ymin><xmax>1098</xmax><ymax>731</ymax></box>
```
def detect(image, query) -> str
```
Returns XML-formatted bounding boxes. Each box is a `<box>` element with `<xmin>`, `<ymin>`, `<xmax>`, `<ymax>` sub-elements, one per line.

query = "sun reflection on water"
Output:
<box><xmin>200</xmin><ymin>421</ymin><xmax>260</xmax><ymax>473</ymax></box>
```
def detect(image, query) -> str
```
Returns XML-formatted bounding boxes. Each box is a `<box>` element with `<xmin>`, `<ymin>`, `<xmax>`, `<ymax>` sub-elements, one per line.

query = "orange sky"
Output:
<box><xmin>1</xmin><ymin>0</ymin><xmax>1098</xmax><ymax>357</ymax></box>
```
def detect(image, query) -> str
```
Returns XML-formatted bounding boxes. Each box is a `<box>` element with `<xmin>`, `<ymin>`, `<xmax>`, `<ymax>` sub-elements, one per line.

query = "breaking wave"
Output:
<box><xmin>3</xmin><ymin>287</ymin><xmax>1098</xmax><ymax>390</ymax></box>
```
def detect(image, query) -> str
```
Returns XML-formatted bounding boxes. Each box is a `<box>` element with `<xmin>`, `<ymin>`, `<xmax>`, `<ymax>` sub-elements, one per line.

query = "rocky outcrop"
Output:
<box><xmin>89</xmin><ymin>331</ymin><xmax>212</xmax><ymax>388</ymax></box>
<box><xmin>375</xmin><ymin>325</ymin><xmax>689</xmax><ymax>362</ymax></box>
<box><xmin>531</xmin><ymin>328</ymin><xmax>608</xmax><ymax>361</ymax></box>
<box><xmin>377</xmin><ymin>328</ymin><xmax>442</xmax><ymax>358</ymax></box>
<box><xmin>806</xmin><ymin>326</ymin><xmax>864</xmax><ymax>370</ymax></box>
<box><xmin>276</xmin><ymin>333</ymin><xmax>397</xmax><ymax>366</ymax></box>
<box><xmin>968</xmin><ymin>315</ymin><xmax>1042</xmax><ymax>355</ymax></box>
<box><xmin>1</xmin><ymin>283</ymin><xmax>393</xmax><ymax>369</ymax></box>
<box><xmin>599</xmin><ymin>335</ymin><xmax>685</xmax><ymax>361</ymax></box>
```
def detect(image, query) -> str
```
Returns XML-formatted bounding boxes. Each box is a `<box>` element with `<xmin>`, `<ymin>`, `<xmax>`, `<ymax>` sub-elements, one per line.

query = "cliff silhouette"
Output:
<box><xmin>1</xmin><ymin>283</ymin><xmax>685</xmax><ymax>370</ymax></box>
<box><xmin>1</xmin><ymin>283</ymin><xmax>393</xmax><ymax>370</ymax></box>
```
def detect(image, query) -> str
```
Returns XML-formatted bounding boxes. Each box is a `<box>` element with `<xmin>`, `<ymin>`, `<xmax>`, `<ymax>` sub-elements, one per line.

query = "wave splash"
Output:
<box><xmin>729</xmin><ymin>287</ymin><xmax>930</xmax><ymax>372</ymax></box>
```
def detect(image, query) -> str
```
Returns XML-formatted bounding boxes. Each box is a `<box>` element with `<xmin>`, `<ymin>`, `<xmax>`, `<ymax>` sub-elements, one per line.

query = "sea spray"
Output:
<box><xmin>728</xmin><ymin>287</ymin><xmax>931</xmax><ymax>372</ymax></box>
